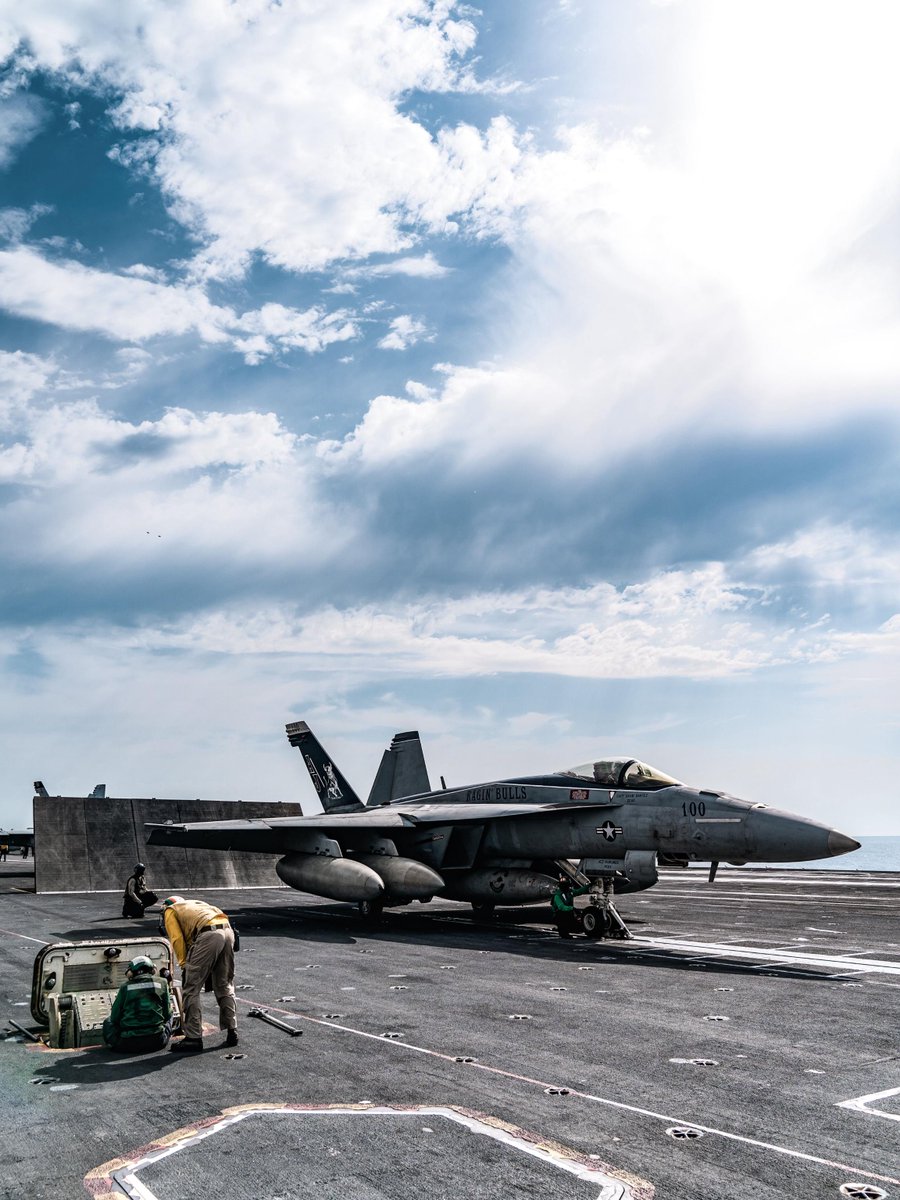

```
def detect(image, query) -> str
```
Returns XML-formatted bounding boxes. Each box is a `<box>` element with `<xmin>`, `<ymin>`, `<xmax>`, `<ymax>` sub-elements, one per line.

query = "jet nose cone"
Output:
<box><xmin>827</xmin><ymin>831</ymin><xmax>861</xmax><ymax>858</ymax></box>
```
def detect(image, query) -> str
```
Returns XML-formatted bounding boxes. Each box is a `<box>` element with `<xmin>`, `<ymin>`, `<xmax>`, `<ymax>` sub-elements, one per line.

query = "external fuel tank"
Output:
<box><xmin>275</xmin><ymin>853</ymin><xmax>383</xmax><ymax>901</ymax></box>
<box><xmin>351</xmin><ymin>854</ymin><xmax>444</xmax><ymax>900</ymax></box>
<box><xmin>442</xmin><ymin>867</ymin><xmax>557</xmax><ymax>906</ymax></box>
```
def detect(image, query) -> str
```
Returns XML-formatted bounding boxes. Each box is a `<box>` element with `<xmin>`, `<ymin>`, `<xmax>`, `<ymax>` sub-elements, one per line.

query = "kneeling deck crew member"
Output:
<box><xmin>122</xmin><ymin>863</ymin><xmax>158</xmax><ymax>919</ymax></box>
<box><xmin>103</xmin><ymin>956</ymin><xmax>172</xmax><ymax>1053</ymax></box>
<box><xmin>552</xmin><ymin>876</ymin><xmax>591</xmax><ymax>939</ymax></box>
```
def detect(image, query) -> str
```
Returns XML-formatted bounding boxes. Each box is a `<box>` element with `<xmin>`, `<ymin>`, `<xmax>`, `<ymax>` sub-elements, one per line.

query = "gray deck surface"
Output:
<box><xmin>1</xmin><ymin>862</ymin><xmax>898</xmax><ymax>1199</ymax></box>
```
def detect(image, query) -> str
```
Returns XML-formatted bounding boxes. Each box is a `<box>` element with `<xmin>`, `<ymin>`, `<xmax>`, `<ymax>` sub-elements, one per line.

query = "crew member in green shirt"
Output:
<box><xmin>103</xmin><ymin>956</ymin><xmax>173</xmax><ymax>1053</ymax></box>
<box><xmin>551</xmin><ymin>875</ymin><xmax>591</xmax><ymax>939</ymax></box>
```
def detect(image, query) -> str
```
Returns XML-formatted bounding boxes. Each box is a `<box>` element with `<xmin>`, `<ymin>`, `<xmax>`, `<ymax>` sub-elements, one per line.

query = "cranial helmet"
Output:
<box><xmin>128</xmin><ymin>955</ymin><xmax>154</xmax><ymax>975</ymax></box>
<box><xmin>134</xmin><ymin>863</ymin><xmax>146</xmax><ymax>874</ymax></box>
<box><xmin>162</xmin><ymin>895</ymin><xmax>185</xmax><ymax>907</ymax></box>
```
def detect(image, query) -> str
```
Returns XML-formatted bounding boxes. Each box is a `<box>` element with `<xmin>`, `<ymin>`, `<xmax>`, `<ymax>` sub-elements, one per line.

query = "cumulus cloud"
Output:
<box><xmin>78</xmin><ymin>559</ymin><xmax>898</xmax><ymax>684</ymax></box>
<box><xmin>377</xmin><ymin>314</ymin><xmax>432</xmax><ymax>350</ymax></box>
<box><xmin>743</xmin><ymin>523</ymin><xmax>900</xmax><ymax>627</ymax></box>
<box><xmin>0</xmin><ymin>2</ymin><xmax>523</xmax><ymax>279</ymax></box>
<box><xmin>6</xmin><ymin>3</ymin><xmax>895</xmax><ymax>607</ymax></box>
<box><xmin>2</xmin><ymin>2</ymin><xmax>898</xmax><ymax>448</ymax></box>
<box><xmin>0</xmin><ymin>202</ymin><xmax>52</xmax><ymax>242</ymax></box>
<box><xmin>0</xmin><ymin>92</ymin><xmax>46</xmax><ymax>168</ymax></box>
<box><xmin>0</xmin><ymin>246</ymin><xmax>357</xmax><ymax>360</ymax></box>
<box><xmin>232</xmin><ymin>302</ymin><xmax>357</xmax><ymax>364</ymax></box>
<box><xmin>0</xmin><ymin>348</ymin><xmax>56</xmax><ymax>424</ymax></box>
<box><xmin>315</xmin><ymin>2</ymin><xmax>900</xmax><ymax>473</ymax></box>
<box><xmin>4</xmin><ymin>350</ymin><xmax>894</xmax><ymax>663</ymax></box>
<box><xmin>0</xmin><ymin>393</ymin><xmax>363</xmax><ymax>630</ymax></box>
<box><xmin>341</xmin><ymin>253</ymin><xmax>451</xmax><ymax>281</ymax></box>
<box><xmin>0</xmin><ymin>398</ymin><xmax>296</xmax><ymax>485</ymax></box>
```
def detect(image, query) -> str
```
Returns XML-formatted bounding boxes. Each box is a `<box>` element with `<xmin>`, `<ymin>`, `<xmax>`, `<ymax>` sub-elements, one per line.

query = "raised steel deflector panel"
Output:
<box><xmin>33</xmin><ymin>795</ymin><xmax>304</xmax><ymax>893</ymax></box>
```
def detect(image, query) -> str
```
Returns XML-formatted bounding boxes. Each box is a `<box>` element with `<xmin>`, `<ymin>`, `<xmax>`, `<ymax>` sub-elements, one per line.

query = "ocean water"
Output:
<box><xmin>720</xmin><ymin>835</ymin><xmax>900</xmax><ymax>872</ymax></box>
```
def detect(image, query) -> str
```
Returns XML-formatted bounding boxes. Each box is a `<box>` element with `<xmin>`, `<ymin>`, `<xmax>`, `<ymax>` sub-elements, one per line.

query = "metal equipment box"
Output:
<box><xmin>30</xmin><ymin>937</ymin><xmax>181</xmax><ymax>1048</ymax></box>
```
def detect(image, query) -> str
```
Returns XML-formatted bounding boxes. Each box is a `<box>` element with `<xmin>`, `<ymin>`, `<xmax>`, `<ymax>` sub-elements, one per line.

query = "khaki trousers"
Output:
<box><xmin>181</xmin><ymin>926</ymin><xmax>236</xmax><ymax>1039</ymax></box>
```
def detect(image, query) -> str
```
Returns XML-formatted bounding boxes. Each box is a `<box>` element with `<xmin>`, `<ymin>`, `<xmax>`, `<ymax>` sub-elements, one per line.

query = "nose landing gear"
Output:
<box><xmin>580</xmin><ymin>905</ymin><xmax>611</xmax><ymax>940</ymax></box>
<box><xmin>553</xmin><ymin>861</ymin><xmax>633</xmax><ymax>940</ymax></box>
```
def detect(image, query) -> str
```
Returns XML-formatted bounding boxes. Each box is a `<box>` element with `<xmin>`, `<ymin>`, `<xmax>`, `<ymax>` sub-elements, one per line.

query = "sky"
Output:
<box><xmin>1</xmin><ymin>1</ymin><xmax>898</xmax><ymax>837</ymax></box>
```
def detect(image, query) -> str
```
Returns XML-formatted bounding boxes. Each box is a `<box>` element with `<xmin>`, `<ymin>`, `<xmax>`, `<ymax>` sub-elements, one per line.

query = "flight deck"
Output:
<box><xmin>1</xmin><ymin>865</ymin><xmax>898</xmax><ymax>1200</ymax></box>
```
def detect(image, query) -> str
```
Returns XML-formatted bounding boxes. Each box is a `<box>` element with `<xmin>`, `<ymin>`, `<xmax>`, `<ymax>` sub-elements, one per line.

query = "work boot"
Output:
<box><xmin>170</xmin><ymin>1037</ymin><xmax>203</xmax><ymax>1053</ymax></box>
<box><xmin>224</xmin><ymin>1029</ymin><xmax>238</xmax><ymax>1048</ymax></box>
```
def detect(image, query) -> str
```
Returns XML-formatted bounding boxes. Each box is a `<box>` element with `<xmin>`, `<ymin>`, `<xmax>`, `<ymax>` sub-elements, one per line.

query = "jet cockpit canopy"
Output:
<box><xmin>561</xmin><ymin>758</ymin><xmax>682</xmax><ymax>790</ymax></box>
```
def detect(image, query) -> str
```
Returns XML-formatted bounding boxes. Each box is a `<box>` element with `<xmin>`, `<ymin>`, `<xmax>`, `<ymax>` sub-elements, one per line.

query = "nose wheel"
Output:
<box><xmin>580</xmin><ymin>905</ymin><xmax>610</xmax><ymax>940</ymax></box>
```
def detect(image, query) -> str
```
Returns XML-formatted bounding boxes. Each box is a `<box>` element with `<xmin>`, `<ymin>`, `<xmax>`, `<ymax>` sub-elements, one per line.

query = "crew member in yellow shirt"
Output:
<box><xmin>162</xmin><ymin>895</ymin><xmax>238</xmax><ymax>1053</ymax></box>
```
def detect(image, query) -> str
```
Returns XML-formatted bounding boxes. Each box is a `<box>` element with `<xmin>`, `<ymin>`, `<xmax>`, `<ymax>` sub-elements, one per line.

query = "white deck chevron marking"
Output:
<box><xmin>837</xmin><ymin>1087</ymin><xmax>900</xmax><ymax>1123</ymax></box>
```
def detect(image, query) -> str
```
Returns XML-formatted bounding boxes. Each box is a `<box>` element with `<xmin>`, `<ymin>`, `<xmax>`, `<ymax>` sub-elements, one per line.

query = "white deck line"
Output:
<box><xmin>630</xmin><ymin>936</ymin><xmax>900</xmax><ymax>975</ymax></box>
<box><xmin>235</xmin><ymin>999</ymin><xmax>900</xmax><ymax>1189</ymax></box>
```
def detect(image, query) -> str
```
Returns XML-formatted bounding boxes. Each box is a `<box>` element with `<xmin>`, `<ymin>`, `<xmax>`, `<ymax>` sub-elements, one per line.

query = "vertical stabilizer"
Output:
<box><xmin>285</xmin><ymin>721</ymin><xmax>365</xmax><ymax>813</ymax></box>
<box><xmin>367</xmin><ymin>730</ymin><xmax>432</xmax><ymax>806</ymax></box>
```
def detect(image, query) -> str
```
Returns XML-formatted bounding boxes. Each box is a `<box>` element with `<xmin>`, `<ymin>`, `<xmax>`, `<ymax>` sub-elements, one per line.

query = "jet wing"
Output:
<box><xmin>145</xmin><ymin>811</ymin><xmax>414</xmax><ymax>851</ymax></box>
<box><xmin>146</xmin><ymin>799</ymin><xmax>622</xmax><ymax>851</ymax></box>
<box><xmin>147</xmin><ymin>812</ymin><xmax>415</xmax><ymax>832</ymax></box>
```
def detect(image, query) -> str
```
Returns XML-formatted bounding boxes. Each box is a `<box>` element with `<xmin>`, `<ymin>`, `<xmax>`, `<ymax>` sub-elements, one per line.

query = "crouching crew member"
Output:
<box><xmin>163</xmin><ymin>895</ymin><xmax>238</xmax><ymax>1053</ymax></box>
<box><xmin>122</xmin><ymin>863</ymin><xmax>158</xmax><ymax>919</ymax></box>
<box><xmin>552</xmin><ymin>876</ymin><xmax>591</xmax><ymax>939</ymax></box>
<box><xmin>103</xmin><ymin>956</ymin><xmax>172</xmax><ymax>1053</ymax></box>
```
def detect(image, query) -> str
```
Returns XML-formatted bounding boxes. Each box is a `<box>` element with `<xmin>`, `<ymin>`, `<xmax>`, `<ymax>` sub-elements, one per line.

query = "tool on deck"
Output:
<box><xmin>8</xmin><ymin>1019</ymin><xmax>42</xmax><ymax>1043</ymax></box>
<box><xmin>247</xmin><ymin>1008</ymin><xmax>302</xmax><ymax>1037</ymax></box>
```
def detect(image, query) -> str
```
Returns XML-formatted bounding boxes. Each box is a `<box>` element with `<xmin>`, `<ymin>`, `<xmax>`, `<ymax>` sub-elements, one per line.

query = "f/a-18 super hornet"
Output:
<box><xmin>147</xmin><ymin>721</ymin><xmax>861</xmax><ymax>938</ymax></box>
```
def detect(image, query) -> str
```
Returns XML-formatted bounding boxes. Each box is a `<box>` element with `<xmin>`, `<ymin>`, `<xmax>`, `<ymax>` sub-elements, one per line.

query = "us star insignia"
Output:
<box><xmin>596</xmin><ymin>820</ymin><xmax>624</xmax><ymax>841</ymax></box>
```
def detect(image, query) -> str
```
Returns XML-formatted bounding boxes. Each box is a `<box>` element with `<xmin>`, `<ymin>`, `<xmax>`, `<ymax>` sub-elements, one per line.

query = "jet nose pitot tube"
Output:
<box><xmin>746</xmin><ymin>807</ymin><xmax>860</xmax><ymax>864</ymax></box>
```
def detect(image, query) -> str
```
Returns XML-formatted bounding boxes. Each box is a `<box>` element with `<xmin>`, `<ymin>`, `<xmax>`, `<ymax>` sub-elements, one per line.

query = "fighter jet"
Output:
<box><xmin>146</xmin><ymin>721</ymin><xmax>860</xmax><ymax>937</ymax></box>
<box><xmin>0</xmin><ymin>826</ymin><xmax>34</xmax><ymax>854</ymax></box>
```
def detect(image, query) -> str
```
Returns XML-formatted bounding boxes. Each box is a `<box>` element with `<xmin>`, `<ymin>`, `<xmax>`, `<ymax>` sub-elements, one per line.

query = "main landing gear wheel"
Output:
<box><xmin>357</xmin><ymin>898</ymin><xmax>384</xmax><ymax>920</ymax></box>
<box><xmin>471</xmin><ymin>901</ymin><xmax>496</xmax><ymax>918</ymax></box>
<box><xmin>581</xmin><ymin>905</ymin><xmax>610</xmax><ymax>940</ymax></box>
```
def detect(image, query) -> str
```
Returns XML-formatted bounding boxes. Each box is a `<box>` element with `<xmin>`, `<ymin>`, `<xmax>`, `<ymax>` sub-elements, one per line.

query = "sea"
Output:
<box><xmin>695</xmin><ymin>835</ymin><xmax>900</xmax><ymax>873</ymax></box>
